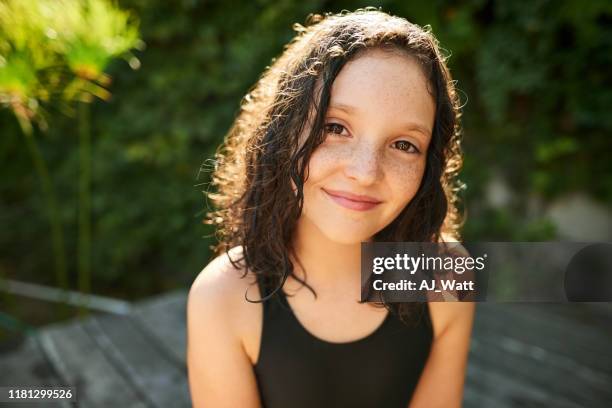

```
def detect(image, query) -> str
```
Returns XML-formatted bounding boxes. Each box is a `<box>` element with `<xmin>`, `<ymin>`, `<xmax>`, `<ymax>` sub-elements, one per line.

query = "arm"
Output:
<box><xmin>408</xmin><ymin>301</ymin><xmax>475</xmax><ymax>408</ymax></box>
<box><xmin>187</xmin><ymin>256</ymin><xmax>262</xmax><ymax>408</ymax></box>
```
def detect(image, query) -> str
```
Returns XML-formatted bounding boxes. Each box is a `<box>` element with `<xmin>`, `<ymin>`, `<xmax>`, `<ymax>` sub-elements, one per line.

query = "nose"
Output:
<box><xmin>343</xmin><ymin>141</ymin><xmax>382</xmax><ymax>185</ymax></box>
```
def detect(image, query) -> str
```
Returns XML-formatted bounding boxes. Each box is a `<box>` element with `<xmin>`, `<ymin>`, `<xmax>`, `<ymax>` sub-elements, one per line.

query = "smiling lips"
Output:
<box><xmin>322</xmin><ymin>188</ymin><xmax>382</xmax><ymax>211</ymax></box>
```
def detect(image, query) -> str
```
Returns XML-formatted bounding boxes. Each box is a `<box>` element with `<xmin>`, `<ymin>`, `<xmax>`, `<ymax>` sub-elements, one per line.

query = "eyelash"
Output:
<box><xmin>324</xmin><ymin>122</ymin><xmax>420</xmax><ymax>154</ymax></box>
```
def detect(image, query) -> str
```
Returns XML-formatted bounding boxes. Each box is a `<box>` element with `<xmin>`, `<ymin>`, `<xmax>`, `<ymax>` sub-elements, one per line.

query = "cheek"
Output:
<box><xmin>386</xmin><ymin>158</ymin><xmax>427</xmax><ymax>206</ymax></box>
<box><xmin>303</xmin><ymin>143</ymin><xmax>348</xmax><ymax>186</ymax></box>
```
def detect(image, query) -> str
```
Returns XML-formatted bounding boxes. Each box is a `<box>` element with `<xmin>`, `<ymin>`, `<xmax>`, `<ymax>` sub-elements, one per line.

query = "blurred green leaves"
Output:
<box><xmin>0</xmin><ymin>0</ymin><xmax>60</xmax><ymax>132</ymax></box>
<box><xmin>58</xmin><ymin>0</ymin><xmax>142</xmax><ymax>102</ymax></box>
<box><xmin>0</xmin><ymin>0</ymin><xmax>141</xmax><ymax>127</ymax></box>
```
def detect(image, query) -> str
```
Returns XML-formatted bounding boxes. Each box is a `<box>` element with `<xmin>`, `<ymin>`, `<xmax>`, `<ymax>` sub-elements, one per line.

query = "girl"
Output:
<box><xmin>188</xmin><ymin>8</ymin><xmax>475</xmax><ymax>408</ymax></box>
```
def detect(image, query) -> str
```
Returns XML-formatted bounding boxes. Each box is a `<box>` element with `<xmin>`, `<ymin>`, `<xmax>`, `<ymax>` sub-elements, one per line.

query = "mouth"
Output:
<box><xmin>322</xmin><ymin>188</ymin><xmax>382</xmax><ymax>211</ymax></box>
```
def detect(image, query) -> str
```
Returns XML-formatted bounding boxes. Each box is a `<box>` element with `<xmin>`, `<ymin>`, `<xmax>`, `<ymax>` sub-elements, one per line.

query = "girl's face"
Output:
<box><xmin>297</xmin><ymin>48</ymin><xmax>436</xmax><ymax>244</ymax></box>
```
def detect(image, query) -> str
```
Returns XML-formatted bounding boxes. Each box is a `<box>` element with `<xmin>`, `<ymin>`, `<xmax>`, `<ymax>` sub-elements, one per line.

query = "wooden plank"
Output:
<box><xmin>466</xmin><ymin>304</ymin><xmax>612</xmax><ymax>407</ymax></box>
<box><xmin>0</xmin><ymin>334</ymin><xmax>61</xmax><ymax>386</ymax></box>
<box><xmin>0</xmin><ymin>334</ymin><xmax>71</xmax><ymax>408</ymax></box>
<box><xmin>131</xmin><ymin>290</ymin><xmax>187</xmax><ymax>367</ymax></box>
<box><xmin>474</xmin><ymin>304</ymin><xmax>612</xmax><ymax>375</ymax></box>
<box><xmin>38</xmin><ymin>320</ymin><xmax>147</xmax><ymax>408</ymax></box>
<box><xmin>463</xmin><ymin>381</ymin><xmax>512</xmax><ymax>408</ymax></box>
<box><xmin>466</xmin><ymin>303</ymin><xmax>612</xmax><ymax>407</ymax></box>
<box><xmin>85</xmin><ymin>313</ymin><xmax>190</xmax><ymax>408</ymax></box>
<box><xmin>464</xmin><ymin>356</ymin><xmax>583</xmax><ymax>408</ymax></box>
<box><xmin>473</xmin><ymin>315</ymin><xmax>612</xmax><ymax>389</ymax></box>
<box><xmin>484</xmin><ymin>303</ymin><xmax>612</xmax><ymax>340</ymax></box>
<box><xmin>521</xmin><ymin>302</ymin><xmax>612</xmax><ymax>329</ymax></box>
<box><xmin>468</xmin><ymin>336</ymin><xmax>609</xmax><ymax>407</ymax></box>
<box><xmin>477</xmin><ymin>332</ymin><xmax>611</xmax><ymax>394</ymax></box>
<box><xmin>490</xmin><ymin>303</ymin><xmax>612</xmax><ymax>345</ymax></box>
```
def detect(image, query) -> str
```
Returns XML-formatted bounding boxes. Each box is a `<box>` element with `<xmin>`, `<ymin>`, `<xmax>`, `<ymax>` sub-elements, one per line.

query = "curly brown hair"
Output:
<box><xmin>203</xmin><ymin>8</ymin><xmax>465</xmax><ymax>320</ymax></box>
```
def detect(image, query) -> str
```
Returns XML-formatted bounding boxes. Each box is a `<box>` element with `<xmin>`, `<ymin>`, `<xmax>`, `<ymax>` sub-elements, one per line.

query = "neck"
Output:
<box><xmin>289</xmin><ymin>216</ymin><xmax>366</xmax><ymax>296</ymax></box>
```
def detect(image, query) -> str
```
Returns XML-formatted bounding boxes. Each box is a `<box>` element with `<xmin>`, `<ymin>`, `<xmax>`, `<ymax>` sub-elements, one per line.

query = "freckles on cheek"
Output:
<box><xmin>387</xmin><ymin>159</ymin><xmax>426</xmax><ymax>195</ymax></box>
<box><xmin>307</xmin><ymin>144</ymin><xmax>347</xmax><ymax>179</ymax></box>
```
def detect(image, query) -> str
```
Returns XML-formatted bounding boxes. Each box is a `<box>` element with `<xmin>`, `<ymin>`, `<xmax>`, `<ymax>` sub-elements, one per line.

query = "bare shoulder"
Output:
<box><xmin>189</xmin><ymin>246</ymin><xmax>254</xmax><ymax>303</ymax></box>
<box><xmin>428</xmin><ymin>302</ymin><xmax>475</xmax><ymax>340</ymax></box>
<box><xmin>188</xmin><ymin>245</ymin><xmax>262</xmax><ymax>313</ymax></box>
<box><xmin>187</xmin><ymin>246</ymin><xmax>262</xmax><ymax>361</ymax></box>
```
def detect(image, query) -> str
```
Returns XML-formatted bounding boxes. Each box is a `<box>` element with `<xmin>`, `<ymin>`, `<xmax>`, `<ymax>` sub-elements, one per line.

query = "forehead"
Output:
<box><xmin>328</xmin><ymin>48</ymin><xmax>435</xmax><ymax>133</ymax></box>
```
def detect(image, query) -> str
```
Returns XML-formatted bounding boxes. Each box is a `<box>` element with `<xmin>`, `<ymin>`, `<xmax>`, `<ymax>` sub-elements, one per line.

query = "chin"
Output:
<box><xmin>317</xmin><ymin>222</ymin><xmax>377</xmax><ymax>245</ymax></box>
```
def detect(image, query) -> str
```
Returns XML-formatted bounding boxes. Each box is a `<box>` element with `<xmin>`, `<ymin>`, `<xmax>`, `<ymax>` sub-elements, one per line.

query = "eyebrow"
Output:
<box><xmin>328</xmin><ymin>102</ymin><xmax>433</xmax><ymax>137</ymax></box>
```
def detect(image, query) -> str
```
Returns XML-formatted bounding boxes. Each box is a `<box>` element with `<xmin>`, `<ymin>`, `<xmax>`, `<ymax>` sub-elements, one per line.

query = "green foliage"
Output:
<box><xmin>462</xmin><ymin>207</ymin><xmax>557</xmax><ymax>241</ymax></box>
<box><xmin>1</xmin><ymin>1</ymin><xmax>610</xmax><ymax>301</ymax></box>
<box><xmin>0</xmin><ymin>0</ymin><xmax>141</xmax><ymax>124</ymax></box>
<box><xmin>58</xmin><ymin>0</ymin><xmax>142</xmax><ymax>102</ymax></box>
<box><xmin>0</xmin><ymin>0</ymin><xmax>62</xmax><ymax>130</ymax></box>
<box><xmin>59</xmin><ymin>0</ymin><xmax>140</xmax><ymax>73</ymax></box>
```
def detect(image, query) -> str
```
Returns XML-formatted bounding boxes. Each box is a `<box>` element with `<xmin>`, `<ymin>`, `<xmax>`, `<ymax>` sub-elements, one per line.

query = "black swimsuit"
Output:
<box><xmin>253</xmin><ymin>278</ymin><xmax>434</xmax><ymax>408</ymax></box>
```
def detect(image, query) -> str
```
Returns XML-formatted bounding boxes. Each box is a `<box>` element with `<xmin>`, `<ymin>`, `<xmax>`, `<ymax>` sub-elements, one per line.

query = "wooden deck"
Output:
<box><xmin>1</xmin><ymin>290</ymin><xmax>611</xmax><ymax>407</ymax></box>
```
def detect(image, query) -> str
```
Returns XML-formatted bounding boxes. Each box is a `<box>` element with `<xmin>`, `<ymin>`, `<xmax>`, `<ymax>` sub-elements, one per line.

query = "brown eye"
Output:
<box><xmin>393</xmin><ymin>140</ymin><xmax>419</xmax><ymax>154</ymax></box>
<box><xmin>324</xmin><ymin>123</ymin><xmax>347</xmax><ymax>136</ymax></box>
